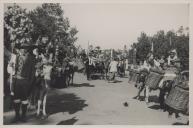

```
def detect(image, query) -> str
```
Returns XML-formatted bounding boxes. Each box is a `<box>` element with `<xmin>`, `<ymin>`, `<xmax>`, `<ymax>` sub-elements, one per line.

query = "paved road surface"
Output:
<box><xmin>3</xmin><ymin>73</ymin><xmax>188</xmax><ymax>125</ymax></box>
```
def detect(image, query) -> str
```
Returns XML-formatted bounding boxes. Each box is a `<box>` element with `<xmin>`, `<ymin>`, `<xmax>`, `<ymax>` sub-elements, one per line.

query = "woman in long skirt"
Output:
<box><xmin>108</xmin><ymin>58</ymin><xmax>118</xmax><ymax>82</ymax></box>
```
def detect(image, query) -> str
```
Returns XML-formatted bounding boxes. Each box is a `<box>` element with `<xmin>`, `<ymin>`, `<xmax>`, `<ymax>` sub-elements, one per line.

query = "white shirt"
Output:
<box><xmin>154</xmin><ymin>59</ymin><xmax>160</xmax><ymax>67</ymax></box>
<box><xmin>109</xmin><ymin>60</ymin><xmax>118</xmax><ymax>72</ymax></box>
<box><xmin>89</xmin><ymin>57</ymin><xmax>97</xmax><ymax>66</ymax></box>
<box><xmin>125</xmin><ymin>60</ymin><xmax>129</xmax><ymax>70</ymax></box>
<box><xmin>142</xmin><ymin>61</ymin><xmax>151</xmax><ymax>71</ymax></box>
<box><xmin>7</xmin><ymin>53</ymin><xmax>17</xmax><ymax>75</ymax></box>
<box><xmin>43</xmin><ymin>65</ymin><xmax>52</xmax><ymax>80</ymax></box>
<box><xmin>168</xmin><ymin>55</ymin><xmax>178</xmax><ymax>65</ymax></box>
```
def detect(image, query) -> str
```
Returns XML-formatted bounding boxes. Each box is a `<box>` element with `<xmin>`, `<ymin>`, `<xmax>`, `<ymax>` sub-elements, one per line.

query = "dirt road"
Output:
<box><xmin>3</xmin><ymin>73</ymin><xmax>188</xmax><ymax>125</ymax></box>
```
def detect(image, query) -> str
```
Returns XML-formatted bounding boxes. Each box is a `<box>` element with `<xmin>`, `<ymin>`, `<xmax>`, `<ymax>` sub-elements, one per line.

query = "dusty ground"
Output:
<box><xmin>3</xmin><ymin>73</ymin><xmax>189</xmax><ymax>125</ymax></box>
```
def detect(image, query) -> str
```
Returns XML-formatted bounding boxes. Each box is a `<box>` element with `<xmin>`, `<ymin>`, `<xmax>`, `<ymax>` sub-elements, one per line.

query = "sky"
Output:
<box><xmin>4</xmin><ymin>3</ymin><xmax>189</xmax><ymax>50</ymax></box>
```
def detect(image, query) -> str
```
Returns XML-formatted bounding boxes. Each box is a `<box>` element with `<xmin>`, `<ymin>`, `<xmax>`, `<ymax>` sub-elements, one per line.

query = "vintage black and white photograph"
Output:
<box><xmin>3</xmin><ymin>2</ymin><xmax>190</xmax><ymax>125</ymax></box>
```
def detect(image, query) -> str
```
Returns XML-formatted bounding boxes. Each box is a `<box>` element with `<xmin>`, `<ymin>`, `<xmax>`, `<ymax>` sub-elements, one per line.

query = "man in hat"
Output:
<box><xmin>81</xmin><ymin>52</ymin><xmax>88</xmax><ymax>79</ymax></box>
<box><xmin>10</xmin><ymin>43</ymin><xmax>36</xmax><ymax>123</ymax></box>
<box><xmin>86</xmin><ymin>54</ymin><xmax>93</xmax><ymax>80</ymax></box>
<box><xmin>167</xmin><ymin>49</ymin><xmax>178</xmax><ymax>66</ymax></box>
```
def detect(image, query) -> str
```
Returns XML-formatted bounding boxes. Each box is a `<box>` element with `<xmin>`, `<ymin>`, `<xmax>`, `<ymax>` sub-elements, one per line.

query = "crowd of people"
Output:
<box><xmin>128</xmin><ymin>49</ymin><xmax>189</xmax><ymax>123</ymax></box>
<box><xmin>80</xmin><ymin>48</ymin><xmax>189</xmax><ymax>124</ymax></box>
<box><xmin>79</xmin><ymin>46</ymin><xmax>188</xmax><ymax>122</ymax></box>
<box><xmin>81</xmin><ymin>49</ymin><xmax>181</xmax><ymax>82</ymax></box>
<box><xmin>4</xmin><ymin>39</ymin><xmax>189</xmax><ymax>124</ymax></box>
<box><xmin>82</xmin><ymin>53</ymin><xmax>128</xmax><ymax>82</ymax></box>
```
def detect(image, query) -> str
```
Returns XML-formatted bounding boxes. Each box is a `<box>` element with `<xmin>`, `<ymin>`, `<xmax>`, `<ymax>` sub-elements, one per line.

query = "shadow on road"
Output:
<box><xmin>114</xmin><ymin>80</ymin><xmax>122</xmax><ymax>83</ymax></box>
<box><xmin>148</xmin><ymin>104</ymin><xmax>161</xmax><ymax>110</ymax></box>
<box><xmin>57</xmin><ymin>117</ymin><xmax>78</xmax><ymax>125</ymax></box>
<box><xmin>132</xmin><ymin>96</ymin><xmax>145</xmax><ymax>101</ymax></box>
<box><xmin>173</xmin><ymin>122</ymin><xmax>188</xmax><ymax>125</ymax></box>
<box><xmin>119</xmin><ymin>76</ymin><xmax>128</xmax><ymax>78</ymax></box>
<box><xmin>50</xmin><ymin>77</ymin><xmax>66</xmax><ymax>89</ymax></box>
<box><xmin>148</xmin><ymin>95</ymin><xmax>159</xmax><ymax>103</ymax></box>
<box><xmin>71</xmin><ymin>83</ymin><xmax>95</xmax><ymax>87</ymax></box>
<box><xmin>47</xmin><ymin>92</ymin><xmax>88</xmax><ymax>115</ymax></box>
<box><xmin>108</xmin><ymin>80</ymin><xmax>122</xmax><ymax>83</ymax></box>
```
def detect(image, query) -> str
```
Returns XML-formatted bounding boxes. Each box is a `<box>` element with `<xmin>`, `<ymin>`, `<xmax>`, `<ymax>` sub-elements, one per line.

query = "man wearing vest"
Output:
<box><xmin>11</xmin><ymin>43</ymin><xmax>36</xmax><ymax>123</ymax></box>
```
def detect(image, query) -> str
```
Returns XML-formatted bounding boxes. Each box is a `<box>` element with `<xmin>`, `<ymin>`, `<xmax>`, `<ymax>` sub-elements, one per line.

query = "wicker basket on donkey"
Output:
<box><xmin>165</xmin><ymin>73</ymin><xmax>189</xmax><ymax>114</ymax></box>
<box><xmin>145</xmin><ymin>68</ymin><xmax>164</xmax><ymax>90</ymax></box>
<box><xmin>129</xmin><ymin>69</ymin><xmax>139</xmax><ymax>83</ymax></box>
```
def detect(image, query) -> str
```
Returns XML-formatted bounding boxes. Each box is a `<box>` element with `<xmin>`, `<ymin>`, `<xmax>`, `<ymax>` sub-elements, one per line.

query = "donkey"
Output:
<box><xmin>35</xmin><ymin>63</ymin><xmax>53</xmax><ymax>119</ymax></box>
<box><xmin>61</xmin><ymin>59</ymin><xmax>77</xmax><ymax>87</ymax></box>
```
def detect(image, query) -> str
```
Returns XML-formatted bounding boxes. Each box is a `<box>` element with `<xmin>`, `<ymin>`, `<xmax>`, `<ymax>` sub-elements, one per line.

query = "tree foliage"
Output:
<box><xmin>4</xmin><ymin>4</ymin><xmax>34</xmax><ymax>50</ymax></box>
<box><xmin>128</xmin><ymin>27</ymin><xmax>189</xmax><ymax>69</ymax></box>
<box><xmin>136</xmin><ymin>32</ymin><xmax>151</xmax><ymax>62</ymax></box>
<box><xmin>28</xmin><ymin>3</ymin><xmax>78</xmax><ymax>45</ymax></box>
<box><xmin>4</xmin><ymin>3</ymin><xmax>79</xmax><ymax>59</ymax></box>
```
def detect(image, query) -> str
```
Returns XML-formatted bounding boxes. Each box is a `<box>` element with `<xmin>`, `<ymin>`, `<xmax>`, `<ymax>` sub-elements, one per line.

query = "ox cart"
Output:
<box><xmin>89</xmin><ymin>61</ymin><xmax>106</xmax><ymax>80</ymax></box>
<box><xmin>50</xmin><ymin>58</ymin><xmax>85</xmax><ymax>88</ymax></box>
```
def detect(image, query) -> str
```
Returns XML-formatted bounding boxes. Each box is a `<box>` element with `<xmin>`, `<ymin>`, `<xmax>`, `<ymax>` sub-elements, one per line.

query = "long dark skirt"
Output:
<box><xmin>108</xmin><ymin>72</ymin><xmax>115</xmax><ymax>81</ymax></box>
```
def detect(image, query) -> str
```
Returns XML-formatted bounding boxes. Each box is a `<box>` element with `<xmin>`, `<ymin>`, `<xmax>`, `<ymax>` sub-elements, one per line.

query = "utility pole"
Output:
<box><xmin>169</xmin><ymin>36</ymin><xmax>172</xmax><ymax>49</ymax></box>
<box><xmin>87</xmin><ymin>41</ymin><xmax>89</xmax><ymax>56</ymax></box>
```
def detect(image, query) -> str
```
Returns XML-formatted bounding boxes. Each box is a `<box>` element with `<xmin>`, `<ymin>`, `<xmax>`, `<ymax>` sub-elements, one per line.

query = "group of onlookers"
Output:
<box><xmin>83</xmin><ymin>53</ymin><xmax>128</xmax><ymax>82</ymax></box>
<box><xmin>130</xmin><ymin>49</ymin><xmax>188</xmax><ymax>123</ymax></box>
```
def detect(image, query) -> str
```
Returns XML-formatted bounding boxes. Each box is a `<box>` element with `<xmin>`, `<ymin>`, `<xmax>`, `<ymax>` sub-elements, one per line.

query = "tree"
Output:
<box><xmin>129</xmin><ymin>26</ymin><xmax>189</xmax><ymax>69</ymax></box>
<box><xmin>28</xmin><ymin>3</ymin><xmax>78</xmax><ymax>61</ymax></box>
<box><xmin>65</xmin><ymin>27</ymin><xmax>78</xmax><ymax>45</ymax></box>
<box><xmin>28</xmin><ymin>3</ymin><xmax>65</xmax><ymax>43</ymax></box>
<box><xmin>4</xmin><ymin>4</ymin><xmax>34</xmax><ymax>50</ymax></box>
<box><xmin>136</xmin><ymin>32</ymin><xmax>151</xmax><ymax>62</ymax></box>
<box><xmin>4</xmin><ymin>3</ymin><xmax>79</xmax><ymax>66</ymax></box>
<box><xmin>28</xmin><ymin>3</ymin><xmax>78</xmax><ymax>49</ymax></box>
<box><xmin>152</xmin><ymin>30</ymin><xmax>169</xmax><ymax>58</ymax></box>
